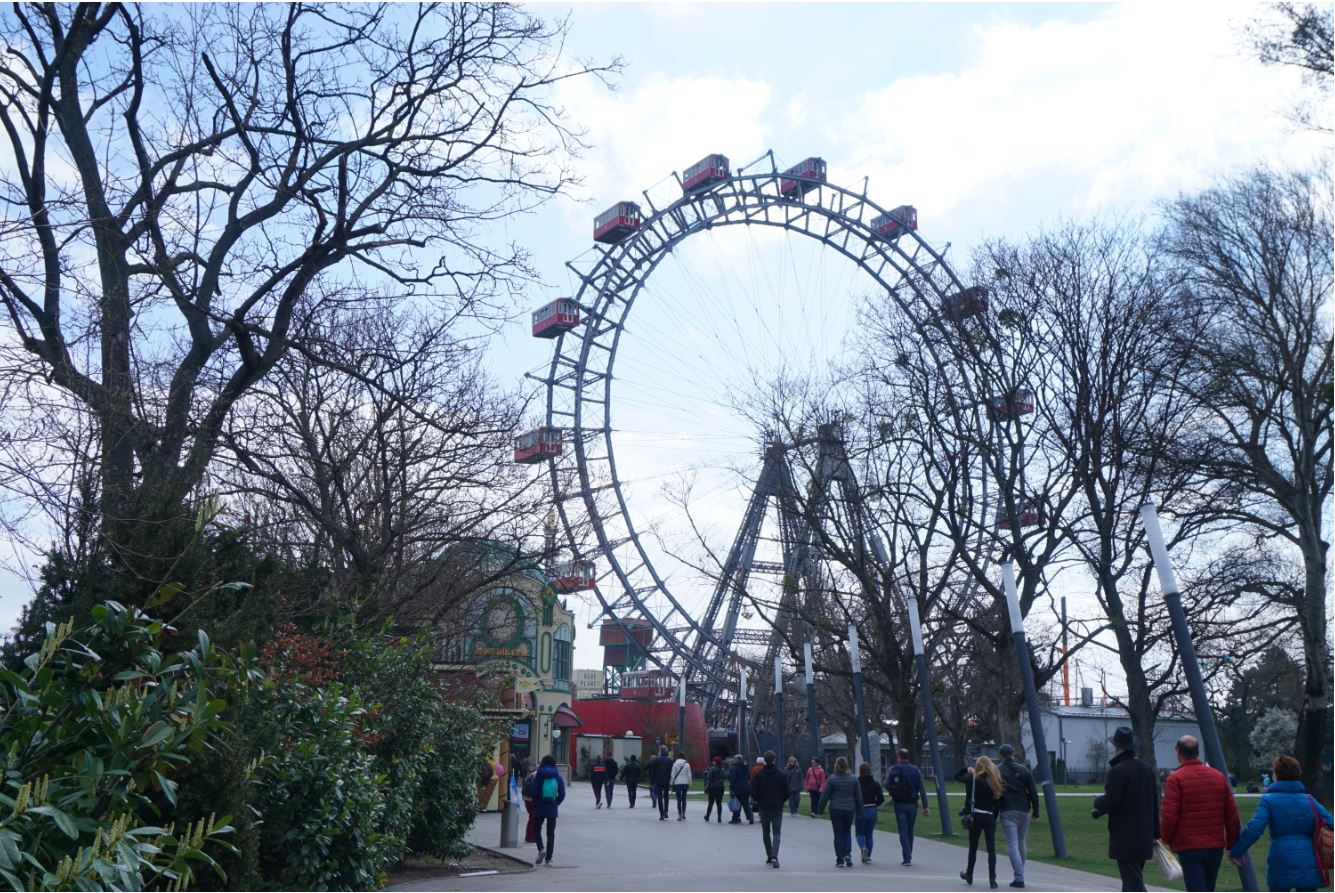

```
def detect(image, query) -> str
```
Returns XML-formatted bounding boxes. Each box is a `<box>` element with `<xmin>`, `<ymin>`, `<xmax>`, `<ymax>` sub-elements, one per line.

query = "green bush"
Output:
<box><xmin>407</xmin><ymin>699</ymin><xmax>492</xmax><ymax>860</ymax></box>
<box><xmin>0</xmin><ymin>603</ymin><xmax>239</xmax><ymax>890</ymax></box>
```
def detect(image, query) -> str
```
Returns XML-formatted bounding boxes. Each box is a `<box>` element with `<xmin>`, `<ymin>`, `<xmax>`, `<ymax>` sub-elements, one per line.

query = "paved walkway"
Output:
<box><xmin>391</xmin><ymin>782</ymin><xmax>1158</xmax><ymax>892</ymax></box>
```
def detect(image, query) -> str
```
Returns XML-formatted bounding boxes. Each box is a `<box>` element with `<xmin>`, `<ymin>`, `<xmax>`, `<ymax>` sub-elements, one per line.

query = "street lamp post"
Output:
<box><xmin>805</xmin><ymin>643</ymin><xmax>820</xmax><ymax>766</ymax></box>
<box><xmin>1141</xmin><ymin>502</ymin><xmax>1259</xmax><ymax>892</ymax></box>
<box><xmin>774</xmin><ymin>655</ymin><xmax>785</xmax><ymax>765</ymax></box>
<box><xmin>848</xmin><ymin>624</ymin><xmax>874</xmax><ymax>774</ymax></box>
<box><xmin>1001</xmin><ymin>563</ymin><xmax>1068</xmax><ymax>858</ymax></box>
<box><xmin>678</xmin><ymin>675</ymin><xmax>687</xmax><ymax>759</ymax></box>
<box><xmin>907</xmin><ymin>597</ymin><xmax>953</xmax><ymax>835</ymax></box>
<box><xmin>738</xmin><ymin>669</ymin><xmax>749</xmax><ymax>765</ymax></box>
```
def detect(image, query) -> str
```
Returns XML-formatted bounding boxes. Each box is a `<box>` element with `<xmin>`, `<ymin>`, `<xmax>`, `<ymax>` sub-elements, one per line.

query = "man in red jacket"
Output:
<box><xmin>1159</xmin><ymin>735</ymin><xmax>1241</xmax><ymax>892</ymax></box>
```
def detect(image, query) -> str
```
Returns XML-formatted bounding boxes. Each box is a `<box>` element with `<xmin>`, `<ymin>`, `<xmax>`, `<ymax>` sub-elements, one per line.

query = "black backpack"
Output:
<box><xmin>886</xmin><ymin>765</ymin><xmax>913</xmax><ymax>802</ymax></box>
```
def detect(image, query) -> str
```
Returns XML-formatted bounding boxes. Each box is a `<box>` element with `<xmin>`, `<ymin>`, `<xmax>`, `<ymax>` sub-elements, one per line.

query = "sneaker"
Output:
<box><xmin>535</xmin><ymin>852</ymin><xmax>544</xmax><ymax>865</ymax></box>
<box><xmin>1009</xmin><ymin>883</ymin><xmax>1024</xmax><ymax>889</ymax></box>
<box><xmin>960</xmin><ymin>870</ymin><xmax>973</xmax><ymax>885</ymax></box>
<box><xmin>902</xmin><ymin>859</ymin><xmax>912</xmax><ymax>866</ymax></box>
<box><xmin>835</xmin><ymin>860</ymin><xmax>844</xmax><ymax>869</ymax></box>
<box><xmin>861</xmin><ymin>847</ymin><xmax>869</xmax><ymax>862</ymax></box>
<box><xmin>771</xmin><ymin>860</ymin><xmax>780</xmax><ymax>869</ymax></box>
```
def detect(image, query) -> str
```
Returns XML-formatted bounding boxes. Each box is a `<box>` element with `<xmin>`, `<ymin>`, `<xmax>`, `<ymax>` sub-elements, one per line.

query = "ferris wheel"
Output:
<box><xmin>521</xmin><ymin>149</ymin><xmax>993</xmax><ymax>715</ymax></box>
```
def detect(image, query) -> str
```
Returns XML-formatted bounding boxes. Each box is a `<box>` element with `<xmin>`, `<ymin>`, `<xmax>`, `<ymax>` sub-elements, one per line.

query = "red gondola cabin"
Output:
<box><xmin>593</xmin><ymin>202</ymin><xmax>643</xmax><ymax>244</ymax></box>
<box><xmin>779</xmin><ymin>157</ymin><xmax>827</xmax><ymax>198</ymax></box>
<box><xmin>618</xmin><ymin>668</ymin><xmax>675</xmax><ymax>701</ymax></box>
<box><xmin>683</xmin><ymin>153</ymin><xmax>730</xmax><ymax>194</ymax></box>
<box><xmin>989</xmin><ymin>388</ymin><xmax>1035</xmax><ymax>420</ymax></box>
<box><xmin>532</xmin><ymin>298</ymin><xmax>581</xmax><ymax>339</ymax></box>
<box><xmin>552</xmin><ymin>558</ymin><xmax>596</xmax><ymax>593</ymax></box>
<box><xmin>514</xmin><ymin>427</ymin><xmax>562</xmax><ymax>464</ymax></box>
<box><xmin>997</xmin><ymin>498</ymin><xmax>1044</xmax><ymax>529</ymax></box>
<box><xmin>872</xmin><ymin>204</ymin><xmax>918</xmax><ymax>241</ymax></box>
<box><xmin>943</xmin><ymin>285</ymin><xmax>989</xmax><ymax>321</ymax></box>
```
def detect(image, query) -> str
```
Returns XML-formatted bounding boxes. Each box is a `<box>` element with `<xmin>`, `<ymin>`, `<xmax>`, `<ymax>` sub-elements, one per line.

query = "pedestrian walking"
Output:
<box><xmin>752</xmin><ymin>750</ymin><xmax>788</xmax><ymax>868</ymax></box>
<box><xmin>604</xmin><ymin>754</ymin><xmax>619</xmax><ymax>807</ymax></box>
<box><xmin>1159</xmin><ymin>735</ymin><xmax>1240</xmax><ymax>891</ymax></box>
<box><xmin>785</xmin><ymin>756</ymin><xmax>805</xmax><ymax>816</ymax></box>
<box><xmin>1228</xmin><ymin>754</ymin><xmax>1333</xmax><ymax>892</ymax></box>
<box><xmin>671</xmin><ymin>751</ymin><xmax>692</xmax><ymax>820</ymax></box>
<box><xmin>589</xmin><ymin>755</ymin><xmax>608</xmax><ymax>808</ymax></box>
<box><xmin>996</xmin><ymin>743</ymin><xmax>1040</xmax><ymax>888</ymax></box>
<box><xmin>806</xmin><ymin>757</ymin><xmax>827</xmax><ymax>816</ymax></box>
<box><xmin>704</xmin><ymin>756</ymin><xmax>727</xmax><ymax>822</ymax></box>
<box><xmin>649</xmin><ymin>745</ymin><xmax>674</xmax><ymax>820</ymax></box>
<box><xmin>621</xmin><ymin>754</ymin><xmax>641</xmax><ymax>808</ymax></box>
<box><xmin>959</xmin><ymin>756</ymin><xmax>1004</xmax><ymax>889</ymax></box>
<box><xmin>818</xmin><ymin>756</ymin><xmax>865</xmax><ymax>868</ymax></box>
<box><xmin>520</xmin><ymin>759</ymin><xmax>537</xmax><ymax>846</ymax></box>
<box><xmin>1091</xmin><ymin>726</ymin><xmax>1159</xmax><ymax>892</ymax></box>
<box><xmin>885</xmin><ymin>747</ymin><xmax>931</xmax><ymax>866</ymax></box>
<box><xmin>856</xmin><ymin>761</ymin><xmax>885</xmax><ymax>864</ymax></box>
<box><xmin>728</xmin><ymin>754</ymin><xmax>755</xmax><ymax>824</ymax></box>
<box><xmin>528</xmin><ymin>754</ymin><xmax>565</xmax><ymax>866</ymax></box>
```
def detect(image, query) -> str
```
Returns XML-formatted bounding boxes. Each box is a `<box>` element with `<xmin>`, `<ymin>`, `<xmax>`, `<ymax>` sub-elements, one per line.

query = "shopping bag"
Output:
<box><xmin>1152</xmin><ymin>841</ymin><xmax>1182</xmax><ymax>882</ymax></box>
<box><xmin>1310</xmin><ymin>796</ymin><xmax>1333</xmax><ymax>883</ymax></box>
<box><xmin>729</xmin><ymin>794</ymin><xmax>740</xmax><ymax>813</ymax></box>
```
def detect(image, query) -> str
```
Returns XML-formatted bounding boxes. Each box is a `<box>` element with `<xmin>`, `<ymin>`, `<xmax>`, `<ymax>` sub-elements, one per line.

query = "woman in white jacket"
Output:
<box><xmin>670</xmin><ymin>753</ymin><xmax>693</xmax><ymax>821</ymax></box>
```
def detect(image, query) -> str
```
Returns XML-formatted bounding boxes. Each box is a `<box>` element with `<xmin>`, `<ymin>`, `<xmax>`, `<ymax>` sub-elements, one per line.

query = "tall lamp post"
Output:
<box><xmin>774</xmin><ymin>655</ymin><xmax>785</xmax><ymax>765</ymax></box>
<box><xmin>848</xmin><ymin>624</ymin><xmax>874</xmax><ymax>773</ymax></box>
<box><xmin>907</xmin><ymin>597</ymin><xmax>953</xmax><ymax>835</ymax></box>
<box><xmin>738</xmin><ymin>669</ymin><xmax>749</xmax><ymax>765</ymax></box>
<box><xmin>805</xmin><ymin>643</ymin><xmax>820</xmax><ymax>766</ymax></box>
<box><xmin>1141</xmin><ymin>502</ymin><xmax>1259</xmax><ymax>892</ymax></box>
<box><xmin>678</xmin><ymin>674</ymin><xmax>687</xmax><ymax>758</ymax></box>
<box><xmin>1001</xmin><ymin>563</ymin><xmax>1068</xmax><ymax>858</ymax></box>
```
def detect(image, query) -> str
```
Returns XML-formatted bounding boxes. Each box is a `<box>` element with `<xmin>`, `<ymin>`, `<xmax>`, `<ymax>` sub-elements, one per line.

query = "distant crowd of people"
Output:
<box><xmin>511</xmin><ymin>730</ymin><xmax>1332</xmax><ymax>890</ymax></box>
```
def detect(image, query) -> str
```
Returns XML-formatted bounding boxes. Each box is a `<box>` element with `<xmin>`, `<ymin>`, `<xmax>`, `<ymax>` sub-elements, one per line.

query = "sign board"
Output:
<box><xmin>511</xmin><ymin>721</ymin><xmax>531</xmax><ymax>741</ymax></box>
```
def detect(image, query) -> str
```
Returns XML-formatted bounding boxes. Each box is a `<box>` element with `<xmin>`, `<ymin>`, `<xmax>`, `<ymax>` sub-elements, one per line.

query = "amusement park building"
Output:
<box><xmin>567</xmin><ymin>697</ymin><xmax>710</xmax><ymax>776</ymax></box>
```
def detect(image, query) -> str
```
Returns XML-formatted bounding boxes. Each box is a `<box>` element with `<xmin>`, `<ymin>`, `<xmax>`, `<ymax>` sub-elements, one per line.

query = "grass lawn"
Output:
<box><xmin>805</xmin><ymin>794</ymin><xmax>1295</xmax><ymax>892</ymax></box>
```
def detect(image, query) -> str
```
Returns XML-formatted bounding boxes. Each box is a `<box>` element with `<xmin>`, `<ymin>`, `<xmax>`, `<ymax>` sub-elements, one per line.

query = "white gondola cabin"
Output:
<box><xmin>682</xmin><ymin>153</ymin><xmax>730</xmax><ymax>194</ymax></box>
<box><xmin>619</xmin><ymin>668</ymin><xmax>675</xmax><ymax>701</ymax></box>
<box><xmin>779</xmin><ymin>157</ymin><xmax>827</xmax><ymax>198</ymax></box>
<box><xmin>513</xmin><ymin>427</ymin><xmax>562</xmax><ymax>464</ymax></box>
<box><xmin>997</xmin><ymin>498</ymin><xmax>1044</xmax><ymax>529</ymax></box>
<box><xmin>552</xmin><ymin>558</ymin><xmax>596</xmax><ymax>593</ymax></box>
<box><xmin>989</xmin><ymin>388</ymin><xmax>1035</xmax><ymax>420</ymax></box>
<box><xmin>532</xmin><ymin>298</ymin><xmax>581</xmax><ymax>339</ymax></box>
<box><xmin>593</xmin><ymin>201</ymin><xmax>643</xmax><ymax>244</ymax></box>
<box><xmin>943</xmin><ymin>285</ymin><xmax>989</xmax><ymax>321</ymax></box>
<box><xmin>872</xmin><ymin>204</ymin><xmax>918</xmax><ymax>241</ymax></box>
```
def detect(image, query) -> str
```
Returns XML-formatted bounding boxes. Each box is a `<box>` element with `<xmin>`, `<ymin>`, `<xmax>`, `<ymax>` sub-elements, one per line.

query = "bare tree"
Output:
<box><xmin>1161</xmin><ymin>164</ymin><xmax>1332</xmax><ymax>801</ymax></box>
<box><xmin>1245</xmin><ymin>2</ymin><xmax>1333</xmax><ymax>131</ymax></box>
<box><xmin>0</xmin><ymin>3</ymin><xmax>612</xmax><ymax>592</ymax></box>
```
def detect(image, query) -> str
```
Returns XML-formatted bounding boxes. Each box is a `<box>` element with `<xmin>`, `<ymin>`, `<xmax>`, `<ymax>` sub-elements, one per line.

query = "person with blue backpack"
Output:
<box><xmin>885</xmin><ymin>747</ymin><xmax>931</xmax><ymax>866</ymax></box>
<box><xmin>528</xmin><ymin>754</ymin><xmax>566</xmax><ymax>867</ymax></box>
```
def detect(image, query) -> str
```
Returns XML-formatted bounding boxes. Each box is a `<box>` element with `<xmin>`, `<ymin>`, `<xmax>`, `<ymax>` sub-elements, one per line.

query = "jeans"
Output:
<box><xmin>592</xmin><ymin>779</ymin><xmax>603</xmax><ymax>805</ymax></box>
<box><xmin>1116</xmin><ymin>859</ymin><xmax>1146</xmax><ymax>891</ymax></box>
<box><xmin>760</xmin><ymin>808</ymin><xmax>784</xmax><ymax>860</ymax></box>
<box><xmin>625</xmin><ymin>781</ymin><xmax>637</xmax><ymax>807</ymax></box>
<box><xmin>830</xmin><ymin>808</ymin><xmax>855</xmax><ymax>862</ymax></box>
<box><xmin>1000</xmin><ymin>809</ymin><xmax>1032</xmax><ymax>882</ymax></box>
<box><xmin>789</xmin><ymin>791</ymin><xmax>802</xmax><ymax>815</ymax></box>
<box><xmin>1178</xmin><ymin>849</ymin><xmax>1222</xmax><ymax>892</ymax></box>
<box><xmin>605</xmin><ymin>779</ymin><xmax>614</xmax><ymax>805</ymax></box>
<box><xmin>893</xmin><ymin>802</ymin><xmax>918</xmax><ymax>862</ymax></box>
<box><xmin>731</xmin><ymin>793</ymin><xmax>753</xmax><ymax>822</ymax></box>
<box><xmin>673</xmin><ymin>784</ymin><xmax>688</xmax><ymax>816</ymax></box>
<box><xmin>965</xmin><ymin>813</ymin><xmax>997</xmax><ymax>882</ymax></box>
<box><xmin>808</xmin><ymin>790</ymin><xmax>822</xmax><ymax>815</ymax></box>
<box><xmin>855</xmin><ymin>805</ymin><xmax>879</xmax><ymax>857</ymax></box>
<box><xmin>656</xmin><ymin>785</ymin><xmax>670</xmax><ymax>819</ymax></box>
<box><xmin>533</xmin><ymin>815</ymin><xmax>556</xmax><ymax>860</ymax></box>
<box><xmin>649</xmin><ymin>784</ymin><xmax>658</xmax><ymax>809</ymax></box>
<box><xmin>705</xmin><ymin>788</ymin><xmax>724</xmax><ymax>820</ymax></box>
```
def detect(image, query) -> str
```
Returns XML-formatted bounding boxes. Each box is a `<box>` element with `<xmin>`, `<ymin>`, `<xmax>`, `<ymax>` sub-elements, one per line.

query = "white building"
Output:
<box><xmin>572</xmin><ymin>668</ymin><xmax>605</xmax><ymax>699</ymax></box>
<box><xmin>1020</xmin><ymin>703</ymin><xmax>1202</xmax><ymax>783</ymax></box>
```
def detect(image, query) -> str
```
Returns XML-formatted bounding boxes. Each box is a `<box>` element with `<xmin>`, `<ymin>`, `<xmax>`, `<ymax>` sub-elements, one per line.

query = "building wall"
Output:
<box><xmin>568</xmin><ymin>699</ymin><xmax>710</xmax><ymax>774</ymax></box>
<box><xmin>1020</xmin><ymin>707</ymin><xmax>1202</xmax><ymax>782</ymax></box>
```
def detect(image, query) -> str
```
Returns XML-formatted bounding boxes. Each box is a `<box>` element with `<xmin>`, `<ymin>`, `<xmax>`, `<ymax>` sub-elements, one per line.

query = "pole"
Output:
<box><xmin>738</xmin><ymin>670</ymin><xmax>749</xmax><ymax>765</ymax></box>
<box><xmin>774</xmin><ymin>655</ymin><xmax>785</xmax><ymax>765</ymax></box>
<box><xmin>678</xmin><ymin>675</ymin><xmax>687</xmax><ymax>759</ymax></box>
<box><xmin>848</xmin><ymin>624</ymin><xmax>874</xmax><ymax>774</ymax></box>
<box><xmin>1140</xmin><ymin>502</ymin><xmax>1259</xmax><ymax>892</ymax></box>
<box><xmin>805</xmin><ymin>643</ymin><xmax>820</xmax><ymax>767</ymax></box>
<box><xmin>1061</xmin><ymin>596</ymin><xmax>1070</xmax><ymax>707</ymax></box>
<box><xmin>908</xmin><ymin>597</ymin><xmax>953</xmax><ymax>836</ymax></box>
<box><xmin>1001</xmin><ymin>563</ymin><xmax>1068</xmax><ymax>858</ymax></box>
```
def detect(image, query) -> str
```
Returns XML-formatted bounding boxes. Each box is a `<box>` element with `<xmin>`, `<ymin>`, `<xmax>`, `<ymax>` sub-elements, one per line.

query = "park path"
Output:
<box><xmin>390</xmin><ymin>781</ymin><xmax>1165</xmax><ymax>892</ymax></box>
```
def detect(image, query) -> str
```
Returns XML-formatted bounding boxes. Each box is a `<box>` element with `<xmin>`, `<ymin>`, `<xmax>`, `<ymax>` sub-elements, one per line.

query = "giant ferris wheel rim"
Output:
<box><xmin>541</xmin><ymin>151</ymin><xmax>985</xmax><ymax>696</ymax></box>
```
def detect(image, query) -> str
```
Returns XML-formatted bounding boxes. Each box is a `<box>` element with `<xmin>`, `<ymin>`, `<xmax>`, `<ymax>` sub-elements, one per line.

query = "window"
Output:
<box><xmin>552</xmin><ymin>624</ymin><xmax>572</xmax><ymax>682</ymax></box>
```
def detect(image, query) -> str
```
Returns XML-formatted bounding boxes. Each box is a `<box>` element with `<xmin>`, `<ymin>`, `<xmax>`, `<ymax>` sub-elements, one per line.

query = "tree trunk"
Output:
<box><xmin>1297</xmin><ymin>551</ymin><xmax>1332</xmax><ymax>804</ymax></box>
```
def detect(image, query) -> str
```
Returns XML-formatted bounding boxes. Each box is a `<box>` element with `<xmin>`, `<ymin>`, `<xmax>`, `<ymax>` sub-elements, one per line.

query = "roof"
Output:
<box><xmin>1041</xmin><ymin>704</ymin><xmax>1198</xmax><ymax>723</ymax></box>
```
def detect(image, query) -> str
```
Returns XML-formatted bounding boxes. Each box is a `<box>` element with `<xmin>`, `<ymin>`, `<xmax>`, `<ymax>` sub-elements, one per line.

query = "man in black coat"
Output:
<box><xmin>620</xmin><ymin>755</ymin><xmax>641</xmax><ymax>808</ymax></box>
<box><xmin>603</xmin><ymin>755</ymin><xmax>619</xmax><ymax>807</ymax></box>
<box><xmin>751</xmin><ymin>751</ymin><xmax>788</xmax><ymax>868</ymax></box>
<box><xmin>1093</xmin><ymin>726</ymin><xmax>1160</xmax><ymax>892</ymax></box>
<box><xmin>649</xmin><ymin>746</ymin><xmax>674</xmax><ymax>820</ymax></box>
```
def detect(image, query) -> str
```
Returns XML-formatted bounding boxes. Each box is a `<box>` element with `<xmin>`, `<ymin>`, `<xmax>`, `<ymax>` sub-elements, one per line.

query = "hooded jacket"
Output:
<box><xmin>1230</xmin><ymin>780</ymin><xmax>1334</xmax><ymax>892</ymax></box>
<box><xmin>528</xmin><ymin>764</ymin><xmax>566</xmax><ymax>819</ymax></box>
<box><xmin>752</xmin><ymin>763</ymin><xmax>788</xmax><ymax>810</ymax></box>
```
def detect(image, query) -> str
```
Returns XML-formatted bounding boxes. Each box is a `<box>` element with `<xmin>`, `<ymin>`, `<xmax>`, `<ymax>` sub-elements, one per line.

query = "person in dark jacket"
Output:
<box><xmin>752</xmin><ymin>751</ymin><xmax>789</xmax><ymax>868</ymax></box>
<box><xmin>818</xmin><ymin>756</ymin><xmax>865</xmax><ymax>868</ymax></box>
<box><xmin>997</xmin><ymin>743</ymin><xmax>1040</xmax><ymax>888</ymax></box>
<box><xmin>620</xmin><ymin>755</ymin><xmax>641</xmax><ymax>808</ymax></box>
<box><xmin>960</xmin><ymin>755</ymin><xmax>1004</xmax><ymax>889</ymax></box>
<box><xmin>603</xmin><ymin>755</ymin><xmax>618</xmax><ymax>807</ymax></box>
<box><xmin>1229</xmin><ymin>754</ymin><xmax>1333</xmax><ymax>892</ymax></box>
<box><xmin>589</xmin><ymin>755</ymin><xmax>608</xmax><ymax>808</ymax></box>
<box><xmin>1092</xmin><ymin>726</ymin><xmax>1160</xmax><ymax>892</ymax></box>
<box><xmin>1160</xmin><ymin>735</ymin><xmax>1240</xmax><ymax>891</ymax></box>
<box><xmin>784</xmin><ymin>756</ymin><xmax>804</xmax><ymax>816</ymax></box>
<box><xmin>649</xmin><ymin>746</ymin><xmax>674</xmax><ymax>821</ymax></box>
<box><xmin>528</xmin><ymin>754</ymin><xmax>566</xmax><ymax>866</ymax></box>
<box><xmin>728</xmin><ymin>754</ymin><xmax>755</xmax><ymax>824</ymax></box>
<box><xmin>704</xmin><ymin>756</ymin><xmax>727</xmax><ymax>822</ymax></box>
<box><xmin>855</xmin><ymin>761</ymin><xmax>885</xmax><ymax>864</ymax></box>
<box><xmin>885</xmin><ymin>747</ymin><xmax>931</xmax><ymax>866</ymax></box>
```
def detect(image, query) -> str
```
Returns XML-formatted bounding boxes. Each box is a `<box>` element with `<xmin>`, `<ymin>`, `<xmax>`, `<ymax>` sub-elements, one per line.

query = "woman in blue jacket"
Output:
<box><xmin>1229</xmin><ymin>755</ymin><xmax>1332</xmax><ymax>891</ymax></box>
<box><xmin>528</xmin><ymin>754</ymin><xmax>566</xmax><ymax>867</ymax></box>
